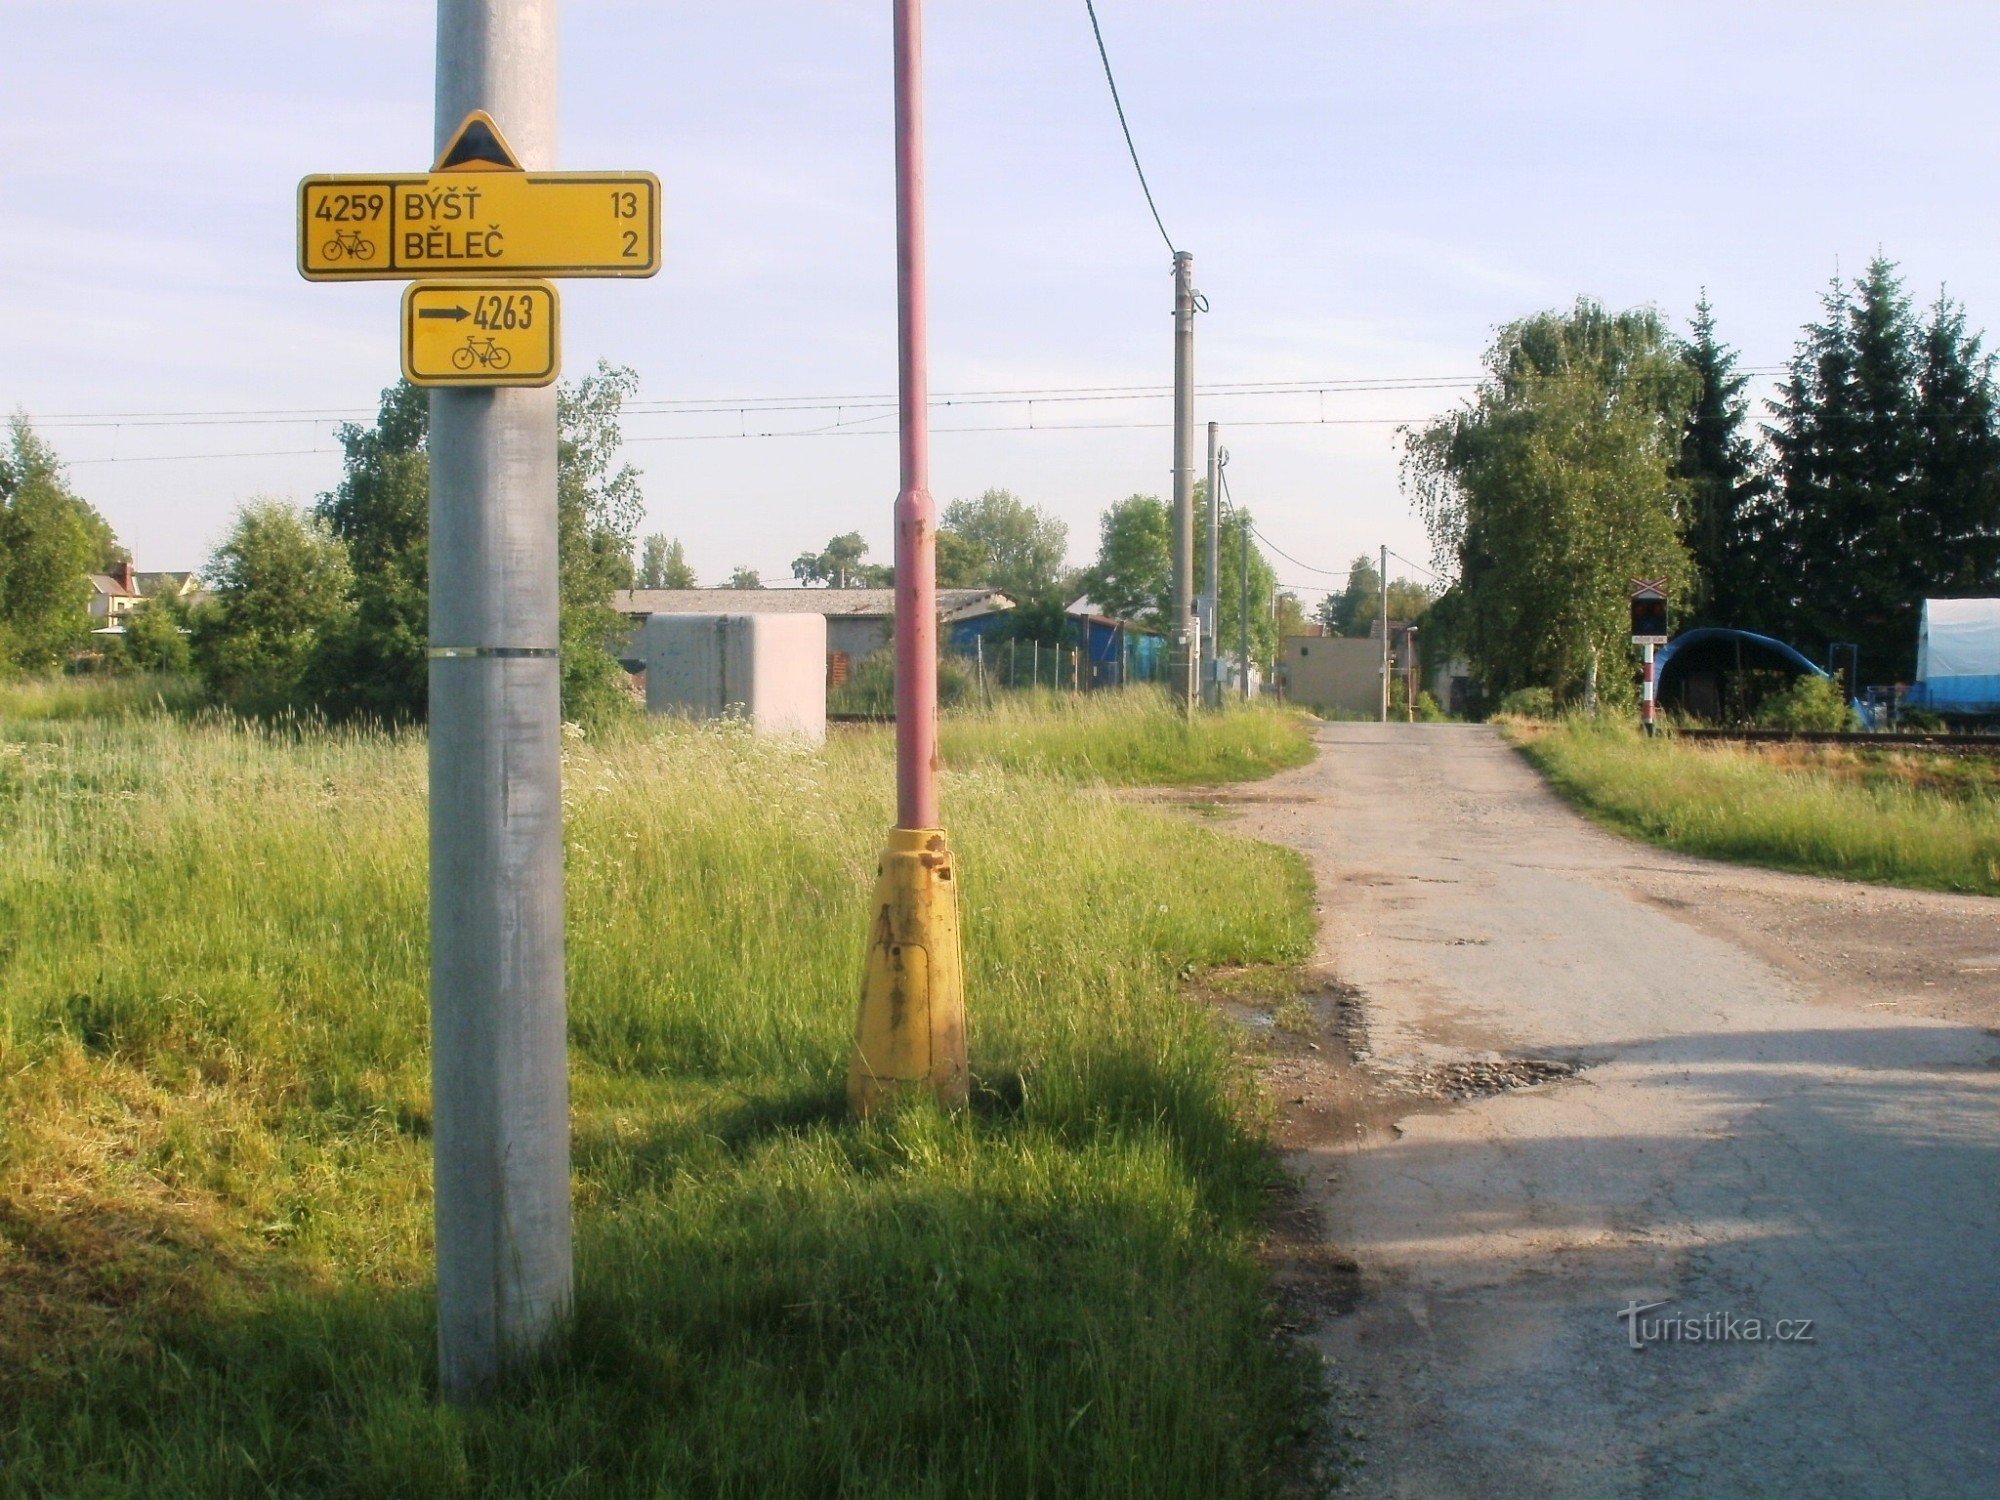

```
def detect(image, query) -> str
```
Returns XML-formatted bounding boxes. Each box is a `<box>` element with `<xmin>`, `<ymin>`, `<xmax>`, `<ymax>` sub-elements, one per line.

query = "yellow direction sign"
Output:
<box><xmin>299</xmin><ymin>112</ymin><xmax>660</xmax><ymax>281</ymax></box>
<box><xmin>402</xmin><ymin>281</ymin><xmax>559</xmax><ymax>387</ymax></box>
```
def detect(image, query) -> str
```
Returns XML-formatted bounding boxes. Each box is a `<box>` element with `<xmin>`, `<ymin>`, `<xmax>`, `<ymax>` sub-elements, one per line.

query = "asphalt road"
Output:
<box><xmin>1234</xmin><ymin>722</ymin><xmax>2000</xmax><ymax>1499</ymax></box>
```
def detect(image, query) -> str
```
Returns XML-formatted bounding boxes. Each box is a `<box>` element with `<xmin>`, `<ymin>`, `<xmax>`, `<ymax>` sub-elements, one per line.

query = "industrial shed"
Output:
<box><xmin>1655</xmin><ymin>627</ymin><xmax>1830</xmax><ymax>722</ymax></box>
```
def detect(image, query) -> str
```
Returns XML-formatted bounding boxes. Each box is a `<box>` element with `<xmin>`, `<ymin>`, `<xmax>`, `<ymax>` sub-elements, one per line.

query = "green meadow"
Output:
<box><xmin>0</xmin><ymin>687</ymin><xmax>1327</xmax><ymax>1497</ymax></box>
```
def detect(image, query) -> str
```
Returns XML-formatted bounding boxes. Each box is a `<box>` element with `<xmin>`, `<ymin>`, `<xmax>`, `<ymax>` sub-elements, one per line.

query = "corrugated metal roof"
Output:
<box><xmin>614</xmin><ymin>587</ymin><xmax>1012</xmax><ymax>620</ymax></box>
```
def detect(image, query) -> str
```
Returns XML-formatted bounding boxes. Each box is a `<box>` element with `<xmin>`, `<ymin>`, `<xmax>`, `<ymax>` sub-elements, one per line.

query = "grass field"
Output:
<box><xmin>943</xmin><ymin>689</ymin><xmax>1317</xmax><ymax>786</ymax></box>
<box><xmin>0</xmin><ymin>690</ymin><xmax>1323</xmax><ymax>1496</ymax></box>
<box><xmin>1513</xmin><ymin>718</ymin><xmax>2000</xmax><ymax>895</ymax></box>
<box><xmin>0</xmin><ymin>672</ymin><xmax>203</xmax><ymax>721</ymax></box>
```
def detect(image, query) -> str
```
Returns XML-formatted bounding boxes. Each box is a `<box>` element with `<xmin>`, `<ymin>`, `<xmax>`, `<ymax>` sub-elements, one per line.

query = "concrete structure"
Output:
<box><xmin>639</xmin><ymin>612</ymin><xmax>827</xmax><ymax>743</ymax></box>
<box><xmin>1429</xmin><ymin>652</ymin><xmax>1476</xmax><ymax>717</ymax></box>
<box><xmin>614</xmin><ymin>587</ymin><xmax>1011</xmax><ymax>667</ymax></box>
<box><xmin>1278</xmin><ymin>635</ymin><xmax>1383</xmax><ymax>717</ymax></box>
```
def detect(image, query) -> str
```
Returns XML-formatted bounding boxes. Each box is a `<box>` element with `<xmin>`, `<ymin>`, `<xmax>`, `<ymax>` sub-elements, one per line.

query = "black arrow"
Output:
<box><xmin>418</xmin><ymin>305</ymin><xmax>470</xmax><ymax>321</ymax></box>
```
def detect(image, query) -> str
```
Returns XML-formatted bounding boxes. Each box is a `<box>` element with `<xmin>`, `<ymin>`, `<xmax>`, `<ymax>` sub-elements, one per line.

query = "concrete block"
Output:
<box><xmin>639</xmin><ymin>612</ymin><xmax>826</xmax><ymax>744</ymax></box>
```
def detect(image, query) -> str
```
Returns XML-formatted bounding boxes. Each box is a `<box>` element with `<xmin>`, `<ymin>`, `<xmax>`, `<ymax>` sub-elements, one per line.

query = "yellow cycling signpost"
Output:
<box><xmin>299</xmin><ymin>110</ymin><xmax>660</xmax><ymax>387</ymax></box>
<box><xmin>298</xmin><ymin>76</ymin><xmax>661</xmax><ymax>1398</ymax></box>
<box><xmin>402</xmin><ymin>280</ymin><xmax>558</xmax><ymax>387</ymax></box>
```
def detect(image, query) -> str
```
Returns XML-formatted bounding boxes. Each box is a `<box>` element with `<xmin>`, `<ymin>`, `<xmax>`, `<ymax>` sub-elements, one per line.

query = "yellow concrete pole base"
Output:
<box><xmin>847</xmin><ymin>827</ymin><xmax>969</xmax><ymax>1115</ymax></box>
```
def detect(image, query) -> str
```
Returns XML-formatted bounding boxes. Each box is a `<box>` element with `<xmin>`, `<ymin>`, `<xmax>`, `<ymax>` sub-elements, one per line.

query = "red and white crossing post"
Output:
<box><xmin>1631</xmin><ymin>580</ymin><xmax>1670</xmax><ymax>738</ymax></box>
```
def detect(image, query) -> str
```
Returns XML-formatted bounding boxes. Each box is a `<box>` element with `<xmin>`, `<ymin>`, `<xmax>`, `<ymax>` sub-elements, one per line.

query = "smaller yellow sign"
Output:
<box><xmin>402</xmin><ymin>280</ymin><xmax>559</xmax><ymax>387</ymax></box>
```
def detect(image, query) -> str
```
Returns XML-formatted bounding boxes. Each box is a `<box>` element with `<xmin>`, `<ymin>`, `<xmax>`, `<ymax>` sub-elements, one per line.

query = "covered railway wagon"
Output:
<box><xmin>1909</xmin><ymin>598</ymin><xmax>2000</xmax><ymax>717</ymax></box>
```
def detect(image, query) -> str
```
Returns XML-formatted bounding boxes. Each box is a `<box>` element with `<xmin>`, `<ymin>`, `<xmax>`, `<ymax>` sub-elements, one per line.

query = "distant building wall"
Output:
<box><xmin>828</xmin><ymin>615</ymin><xmax>891</xmax><ymax>662</ymax></box>
<box><xmin>1279</xmin><ymin>636</ymin><xmax>1380</xmax><ymax>717</ymax></box>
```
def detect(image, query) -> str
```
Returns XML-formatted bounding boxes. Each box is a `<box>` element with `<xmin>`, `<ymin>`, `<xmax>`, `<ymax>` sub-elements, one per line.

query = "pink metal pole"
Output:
<box><xmin>892</xmin><ymin>0</ymin><xmax>938</xmax><ymax>829</ymax></box>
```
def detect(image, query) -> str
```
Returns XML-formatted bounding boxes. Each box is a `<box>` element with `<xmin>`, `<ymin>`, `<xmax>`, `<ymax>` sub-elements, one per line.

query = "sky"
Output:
<box><xmin>6</xmin><ymin>1</ymin><xmax>2000</xmax><ymax>607</ymax></box>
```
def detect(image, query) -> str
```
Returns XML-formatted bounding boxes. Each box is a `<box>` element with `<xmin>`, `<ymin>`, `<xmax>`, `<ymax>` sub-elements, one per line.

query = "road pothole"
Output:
<box><xmin>1406</xmin><ymin>1056</ymin><xmax>1580</xmax><ymax>1102</ymax></box>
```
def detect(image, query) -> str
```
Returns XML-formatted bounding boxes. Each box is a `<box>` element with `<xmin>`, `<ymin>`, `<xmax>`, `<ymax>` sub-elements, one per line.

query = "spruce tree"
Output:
<box><xmin>1765</xmin><ymin>277</ymin><xmax>1862</xmax><ymax>664</ymax></box>
<box><xmin>1678</xmin><ymin>294</ymin><xmax>1769</xmax><ymax>628</ymax></box>
<box><xmin>1911</xmin><ymin>291</ymin><xmax>2000</xmax><ymax>598</ymax></box>
<box><xmin>1763</xmin><ymin>258</ymin><xmax>1990</xmax><ymax>680</ymax></box>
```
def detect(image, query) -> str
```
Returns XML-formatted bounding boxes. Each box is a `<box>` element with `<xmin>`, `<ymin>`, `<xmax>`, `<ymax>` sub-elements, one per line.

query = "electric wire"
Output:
<box><xmin>21</xmin><ymin>367</ymin><xmax>1791</xmax><ymax>430</ymax></box>
<box><xmin>1385</xmin><ymin>546</ymin><xmax>1450</xmax><ymax>586</ymax></box>
<box><xmin>1247</xmin><ymin>522</ymin><xmax>1344</xmax><ymax>577</ymax></box>
<box><xmin>61</xmin><ymin>413</ymin><xmax>1434</xmax><ymax>462</ymax></box>
<box><xmin>1082</xmin><ymin>0</ymin><xmax>1177</xmax><ymax>254</ymax></box>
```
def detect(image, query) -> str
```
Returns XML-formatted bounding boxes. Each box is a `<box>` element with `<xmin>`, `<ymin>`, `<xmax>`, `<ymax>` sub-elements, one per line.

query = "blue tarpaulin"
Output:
<box><xmin>1909</xmin><ymin>598</ymin><xmax>2000</xmax><ymax>714</ymax></box>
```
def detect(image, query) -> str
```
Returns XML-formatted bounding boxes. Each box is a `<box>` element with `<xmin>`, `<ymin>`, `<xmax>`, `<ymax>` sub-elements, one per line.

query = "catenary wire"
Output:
<box><xmin>22</xmin><ymin>367</ymin><xmax>1790</xmax><ymax>429</ymax></box>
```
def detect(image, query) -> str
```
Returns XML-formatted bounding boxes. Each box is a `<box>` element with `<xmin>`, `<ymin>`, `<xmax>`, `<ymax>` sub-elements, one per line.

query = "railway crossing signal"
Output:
<box><xmin>1632</xmin><ymin>580</ymin><xmax>1670</xmax><ymax>736</ymax></box>
<box><xmin>1630</xmin><ymin>579</ymin><xmax>1670</xmax><ymax>646</ymax></box>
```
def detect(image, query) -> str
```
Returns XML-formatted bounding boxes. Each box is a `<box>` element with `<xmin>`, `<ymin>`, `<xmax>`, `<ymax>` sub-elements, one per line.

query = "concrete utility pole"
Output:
<box><xmin>1378</xmin><ymin>542</ymin><xmax>1391</xmax><ymax>723</ymax></box>
<box><xmin>1201</xmin><ymin>421</ymin><xmax>1220</xmax><ymax>708</ymax></box>
<box><xmin>848</xmin><ymin>0</ymin><xmax>967</xmax><ymax>1115</ymax></box>
<box><xmin>428</xmin><ymin>0</ymin><xmax>571</xmax><ymax>1400</ymax></box>
<box><xmin>1239</xmin><ymin>508</ymin><xmax>1251</xmax><ymax>701</ymax></box>
<box><xmin>1170</xmin><ymin>251</ymin><xmax>1197</xmax><ymax>715</ymax></box>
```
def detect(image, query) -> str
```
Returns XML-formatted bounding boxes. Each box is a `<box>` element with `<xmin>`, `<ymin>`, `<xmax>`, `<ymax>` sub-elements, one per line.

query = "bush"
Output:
<box><xmin>829</xmin><ymin>648</ymin><xmax>976</xmax><ymax>716</ymax></box>
<box><xmin>115</xmin><ymin>595</ymin><xmax>192</xmax><ymax>675</ymax></box>
<box><xmin>1755</xmin><ymin>674</ymin><xmax>1855</xmax><ymax>732</ymax></box>
<box><xmin>188</xmin><ymin>500</ymin><xmax>355</xmax><ymax>716</ymax></box>
<box><xmin>1492</xmin><ymin>686</ymin><xmax>1558</xmax><ymax>720</ymax></box>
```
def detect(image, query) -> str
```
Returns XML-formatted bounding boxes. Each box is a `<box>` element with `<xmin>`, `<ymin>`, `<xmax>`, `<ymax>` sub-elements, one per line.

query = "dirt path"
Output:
<box><xmin>1226</xmin><ymin>722</ymin><xmax>2000</xmax><ymax>1498</ymax></box>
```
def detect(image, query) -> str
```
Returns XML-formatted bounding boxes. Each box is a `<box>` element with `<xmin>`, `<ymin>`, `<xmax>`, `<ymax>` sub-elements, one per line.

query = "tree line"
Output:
<box><xmin>6</xmin><ymin>372</ymin><xmax>1300</xmax><ymax>717</ymax></box>
<box><xmin>0</xmin><ymin>419</ymin><xmax>129</xmax><ymax>674</ymax></box>
<box><xmin>1409</xmin><ymin>256</ymin><xmax>2000</xmax><ymax>702</ymax></box>
<box><xmin>648</xmin><ymin>482</ymin><xmax>1297</xmax><ymax>664</ymax></box>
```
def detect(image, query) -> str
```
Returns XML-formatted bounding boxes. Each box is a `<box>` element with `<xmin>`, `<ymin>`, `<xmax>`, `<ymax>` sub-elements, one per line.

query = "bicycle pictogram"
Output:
<box><xmin>321</xmin><ymin>229</ymin><xmax>375</xmax><ymax>262</ymax></box>
<box><xmin>452</xmin><ymin>336</ymin><xmax>513</xmax><ymax>371</ymax></box>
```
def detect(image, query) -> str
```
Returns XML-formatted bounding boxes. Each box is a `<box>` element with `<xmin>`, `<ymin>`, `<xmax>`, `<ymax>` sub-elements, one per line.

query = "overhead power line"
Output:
<box><xmin>22</xmin><ymin>367</ymin><xmax>1791</xmax><ymax>431</ymax></box>
<box><xmin>67</xmin><ymin>446</ymin><xmax>339</xmax><ymax>467</ymax></box>
<box><xmin>24</xmin><ymin>375</ymin><xmax>1482</xmax><ymax>429</ymax></box>
<box><xmin>56</xmin><ymin>414</ymin><xmax>1436</xmax><ymax>465</ymax></box>
<box><xmin>1248</xmin><ymin>522</ymin><xmax>1344</xmax><ymax>577</ymax></box>
<box><xmin>1083</xmin><ymin>0</ymin><xmax>1177</xmax><ymax>254</ymax></box>
<box><xmin>1385</xmin><ymin>546</ymin><xmax>1450</xmax><ymax>586</ymax></box>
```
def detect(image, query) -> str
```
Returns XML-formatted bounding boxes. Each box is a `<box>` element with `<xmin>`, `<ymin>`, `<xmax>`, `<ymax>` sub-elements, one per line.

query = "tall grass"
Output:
<box><xmin>944</xmin><ymin>688</ymin><xmax>1314</xmax><ymax>785</ymax></box>
<box><xmin>1516</xmin><ymin>718</ymin><xmax>2000</xmax><ymax>895</ymax></box>
<box><xmin>0</xmin><ymin>700</ymin><xmax>1321</xmax><ymax>1495</ymax></box>
<box><xmin>0</xmin><ymin>672</ymin><xmax>202</xmax><ymax>720</ymax></box>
